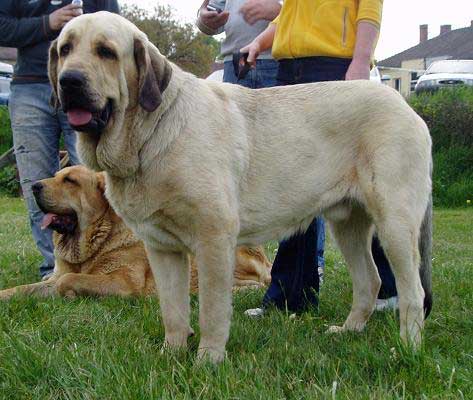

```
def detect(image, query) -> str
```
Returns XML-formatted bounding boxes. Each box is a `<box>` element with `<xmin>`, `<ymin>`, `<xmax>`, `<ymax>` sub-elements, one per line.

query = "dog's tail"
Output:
<box><xmin>419</xmin><ymin>191</ymin><xmax>433</xmax><ymax>318</ymax></box>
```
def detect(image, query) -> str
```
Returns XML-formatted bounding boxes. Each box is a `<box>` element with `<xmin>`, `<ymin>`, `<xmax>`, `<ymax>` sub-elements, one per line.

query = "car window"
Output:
<box><xmin>427</xmin><ymin>61</ymin><xmax>473</xmax><ymax>74</ymax></box>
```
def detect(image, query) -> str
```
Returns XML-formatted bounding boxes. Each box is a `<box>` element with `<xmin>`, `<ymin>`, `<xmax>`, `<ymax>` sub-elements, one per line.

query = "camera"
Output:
<box><xmin>206</xmin><ymin>0</ymin><xmax>226</xmax><ymax>13</ymax></box>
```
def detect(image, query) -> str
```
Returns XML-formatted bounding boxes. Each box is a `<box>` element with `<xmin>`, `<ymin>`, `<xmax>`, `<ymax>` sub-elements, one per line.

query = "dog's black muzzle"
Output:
<box><xmin>59</xmin><ymin>70</ymin><xmax>113</xmax><ymax>135</ymax></box>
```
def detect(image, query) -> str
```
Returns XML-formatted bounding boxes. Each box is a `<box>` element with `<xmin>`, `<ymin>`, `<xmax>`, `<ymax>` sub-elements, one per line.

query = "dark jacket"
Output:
<box><xmin>0</xmin><ymin>0</ymin><xmax>119</xmax><ymax>84</ymax></box>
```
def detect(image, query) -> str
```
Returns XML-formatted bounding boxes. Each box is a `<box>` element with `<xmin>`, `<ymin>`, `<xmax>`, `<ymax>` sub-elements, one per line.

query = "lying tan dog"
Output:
<box><xmin>0</xmin><ymin>166</ymin><xmax>271</xmax><ymax>300</ymax></box>
<box><xmin>50</xmin><ymin>13</ymin><xmax>433</xmax><ymax>363</ymax></box>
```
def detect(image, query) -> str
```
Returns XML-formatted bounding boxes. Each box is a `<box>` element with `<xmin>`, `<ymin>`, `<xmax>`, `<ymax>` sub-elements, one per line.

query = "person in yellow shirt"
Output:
<box><xmin>240</xmin><ymin>0</ymin><xmax>398</xmax><ymax>317</ymax></box>
<box><xmin>242</xmin><ymin>0</ymin><xmax>382</xmax><ymax>79</ymax></box>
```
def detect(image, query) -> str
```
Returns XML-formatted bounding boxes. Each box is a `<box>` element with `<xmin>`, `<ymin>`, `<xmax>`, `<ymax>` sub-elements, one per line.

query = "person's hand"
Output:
<box><xmin>239</xmin><ymin>0</ymin><xmax>281</xmax><ymax>25</ymax></box>
<box><xmin>199</xmin><ymin>7</ymin><xmax>230</xmax><ymax>31</ymax></box>
<box><xmin>240</xmin><ymin>40</ymin><xmax>261</xmax><ymax>67</ymax></box>
<box><xmin>345</xmin><ymin>59</ymin><xmax>371</xmax><ymax>81</ymax></box>
<box><xmin>49</xmin><ymin>3</ymin><xmax>83</xmax><ymax>31</ymax></box>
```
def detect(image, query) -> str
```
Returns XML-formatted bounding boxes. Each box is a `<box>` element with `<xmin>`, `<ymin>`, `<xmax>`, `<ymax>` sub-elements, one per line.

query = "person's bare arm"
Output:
<box><xmin>240</xmin><ymin>23</ymin><xmax>276</xmax><ymax>65</ymax></box>
<box><xmin>196</xmin><ymin>0</ymin><xmax>229</xmax><ymax>35</ymax></box>
<box><xmin>345</xmin><ymin>21</ymin><xmax>379</xmax><ymax>80</ymax></box>
<box><xmin>239</xmin><ymin>0</ymin><xmax>281</xmax><ymax>25</ymax></box>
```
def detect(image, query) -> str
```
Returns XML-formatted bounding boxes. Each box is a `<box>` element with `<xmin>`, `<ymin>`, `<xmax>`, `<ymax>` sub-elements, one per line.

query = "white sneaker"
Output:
<box><xmin>318</xmin><ymin>267</ymin><xmax>324</xmax><ymax>285</ymax></box>
<box><xmin>244</xmin><ymin>307</ymin><xmax>266</xmax><ymax>318</ymax></box>
<box><xmin>41</xmin><ymin>271</ymin><xmax>54</xmax><ymax>281</ymax></box>
<box><xmin>375</xmin><ymin>296</ymin><xmax>399</xmax><ymax>312</ymax></box>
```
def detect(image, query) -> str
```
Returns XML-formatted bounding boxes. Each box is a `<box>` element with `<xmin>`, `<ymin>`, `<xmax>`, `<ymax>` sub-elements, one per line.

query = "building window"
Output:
<box><xmin>394</xmin><ymin>78</ymin><xmax>401</xmax><ymax>92</ymax></box>
<box><xmin>410</xmin><ymin>72</ymin><xmax>419</xmax><ymax>92</ymax></box>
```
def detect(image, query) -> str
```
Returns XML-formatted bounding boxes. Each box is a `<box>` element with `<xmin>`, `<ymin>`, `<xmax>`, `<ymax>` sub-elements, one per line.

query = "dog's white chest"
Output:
<box><xmin>132</xmin><ymin>220</ymin><xmax>185</xmax><ymax>252</ymax></box>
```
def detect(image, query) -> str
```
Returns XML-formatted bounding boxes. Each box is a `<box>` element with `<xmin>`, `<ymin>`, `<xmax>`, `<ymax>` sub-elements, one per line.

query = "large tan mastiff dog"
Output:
<box><xmin>49</xmin><ymin>12</ymin><xmax>433</xmax><ymax>363</ymax></box>
<box><xmin>0</xmin><ymin>166</ymin><xmax>271</xmax><ymax>300</ymax></box>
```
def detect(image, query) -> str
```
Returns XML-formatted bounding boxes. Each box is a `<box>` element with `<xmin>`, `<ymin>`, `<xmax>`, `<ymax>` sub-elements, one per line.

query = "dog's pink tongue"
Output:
<box><xmin>67</xmin><ymin>109</ymin><xmax>92</xmax><ymax>126</ymax></box>
<box><xmin>41</xmin><ymin>213</ymin><xmax>57</xmax><ymax>230</ymax></box>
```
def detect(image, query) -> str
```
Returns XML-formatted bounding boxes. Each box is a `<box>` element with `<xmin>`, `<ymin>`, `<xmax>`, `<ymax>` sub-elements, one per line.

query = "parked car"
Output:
<box><xmin>0</xmin><ymin>61</ymin><xmax>13</xmax><ymax>106</ymax></box>
<box><xmin>415</xmin><ymin>60</ymin><xmax>473</xmax><ymax>94</ymax></box>
<box><xmin>206</xmin><ymin>68</ymin><xmax>224</xmax><ymax>82</ymax></box>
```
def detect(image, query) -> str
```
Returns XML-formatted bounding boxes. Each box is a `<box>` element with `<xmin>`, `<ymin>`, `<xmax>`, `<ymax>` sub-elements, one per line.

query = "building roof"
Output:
<box><xmin>378</xmin><ymin>25</ymin><xmax>473</xmax><ymax>68</ymax></box>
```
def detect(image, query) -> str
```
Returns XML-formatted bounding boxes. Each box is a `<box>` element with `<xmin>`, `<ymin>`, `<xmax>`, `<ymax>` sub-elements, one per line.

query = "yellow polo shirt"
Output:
<box><xmin>271</xmin><ymin>0</ymin><xmax>383</xmax><ymax>60</ymax></box>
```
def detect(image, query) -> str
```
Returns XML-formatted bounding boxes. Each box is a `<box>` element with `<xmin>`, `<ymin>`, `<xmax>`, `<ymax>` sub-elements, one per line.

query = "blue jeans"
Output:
<box><xmin>223</xmin><ymin>59</ymin><xmax>278</xmax><ymax>88</ymax></box>
<box><xmin>9</xmin><ymin>83</ymin><xmax>79</xmax><ymax>277</ymax></box>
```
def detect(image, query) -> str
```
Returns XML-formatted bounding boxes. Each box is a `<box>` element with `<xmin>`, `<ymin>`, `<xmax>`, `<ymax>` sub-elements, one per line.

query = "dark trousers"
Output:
<box><xmin>373</xmin><ymin>235</ymin><xmax>397</xmax><ymax>299</ymax></box>
<box><xmin>262</xmin><ymin>57</ymin><xmax>397</xmax><ymax>313</ymax></box>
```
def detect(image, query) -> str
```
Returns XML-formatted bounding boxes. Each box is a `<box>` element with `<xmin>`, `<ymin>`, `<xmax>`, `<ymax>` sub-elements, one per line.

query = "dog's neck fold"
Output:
<box><xmin>77</xmin><ymin>54</ymin><xmax>184</xmax><ymax>179</ymax></box>
<box><xmin>54</xmin><ymin>206</ymin><xmax>114</xmax><ymax>264</ymax></box>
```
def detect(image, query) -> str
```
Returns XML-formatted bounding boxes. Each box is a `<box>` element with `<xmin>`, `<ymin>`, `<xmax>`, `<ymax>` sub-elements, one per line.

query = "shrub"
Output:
<box><xmin>409</xmin><ymin>87</ymin><xmax>473</xmax><ymax>151</ymax></box>
<box><xmin>0</xmin><ymin>106</ymin><xmax>12</xmax><ymax>155</ymax></box>
<box><xmin>432</xmin><ymin>146</ymin><xmax>473</xmax><ymax>207</ymax></box>
<box><xmin>0</xmin><ymin>165</ymin><xmax>19</xmax><ymax>197</ymax></box>
<box><xmin>409</xmin><ymin>88</ymin><xmax>473</xmax><ymax>207</ymax></box>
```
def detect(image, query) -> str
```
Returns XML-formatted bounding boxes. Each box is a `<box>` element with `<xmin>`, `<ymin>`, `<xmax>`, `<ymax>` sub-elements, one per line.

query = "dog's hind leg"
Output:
<box><xmin>326</xmin><ymin>206</ymin><xmax>381</xmax><ymax>334</ymax></box>
<box><xmin>145</xmin><ymin>246</ymin><xmax>192</xmax><ymax>350</ymax></box>
<box><xmin>375</xmin><ymin>212</ymin><xmax>425</xmax><ymax>348</ymax></box>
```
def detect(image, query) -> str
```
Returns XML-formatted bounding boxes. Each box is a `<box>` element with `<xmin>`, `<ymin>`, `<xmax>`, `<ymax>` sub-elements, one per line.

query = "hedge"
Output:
<box><xmin>409</xmin><ymin>88</ymin><xmax>473</xmax><ymax>207</ymax></box>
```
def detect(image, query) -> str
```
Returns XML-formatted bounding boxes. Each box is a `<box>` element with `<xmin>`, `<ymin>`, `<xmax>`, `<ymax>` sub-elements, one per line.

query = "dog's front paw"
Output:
<box><xmin>56</xmin><ymin>273</ymin><xmax>78</xmax><ymax>298</ymax></box>
<box><xmin>196</xmin><ymin>346</ymin><xmax>226</xmax><ymax>365</ymax></box>
<box><xmin>326</xmin><ymin>325</ymin><xmax>346</xmax><ymax>334</ymax></box>
<box><xmin>62</xmin><ymin>289</ymin><xmax>77</xmax><ymax>299</ymax></box>
<box><xmin>159</xmin><ymin>340</ymin><xmax>187</xmax><ymax>357</ymax></box>
<box><xmin>0</xmin><ymin>288</ymin><xmax>16</xmax><ymax>300</ymax></box>
<box><xmin>160</xmin><ymin>330</ymin><xmax>190</xmax><ymax>355</ymax></box>
<box><xmin>326</xmin><ymin>321</ymin><xmax>366</xmax><ymax>334</ymax></box>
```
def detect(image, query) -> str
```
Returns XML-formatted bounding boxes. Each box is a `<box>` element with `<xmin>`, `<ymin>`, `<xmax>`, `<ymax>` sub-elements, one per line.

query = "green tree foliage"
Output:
<box><xmin>121</xmin><ymin>5</ymin><xmax>220</xmax><ymax>78</ymax></box>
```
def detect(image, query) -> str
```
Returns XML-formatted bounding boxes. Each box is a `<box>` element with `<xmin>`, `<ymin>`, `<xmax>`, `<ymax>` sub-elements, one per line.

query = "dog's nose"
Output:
<box><xmin>59</xmin><ymin>70</ymin><xmax>86</xmax><ymax>90</ymax></box>
<box><xmin>31</xmin><ymin>182</ymin><xmax>43</xmax><ymax>194</ymax></box>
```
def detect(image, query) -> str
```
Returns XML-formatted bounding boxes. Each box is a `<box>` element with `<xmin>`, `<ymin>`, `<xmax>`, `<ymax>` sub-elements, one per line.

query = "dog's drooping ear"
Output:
<box><xmin>134</xmin><ymin>37</ymin><xmax>172</xmax><ymax>112</ymax></box>
<box><xmin>48</xmin><ymin>39</ymin><xmax>60</xmax><ymax>110</ymax></box>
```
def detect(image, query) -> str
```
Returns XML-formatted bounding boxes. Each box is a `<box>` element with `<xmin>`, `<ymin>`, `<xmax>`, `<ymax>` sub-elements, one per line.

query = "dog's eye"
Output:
<box><xmin>64</xmin><ymin>176</ymin><xmax>78</xmax><ymax>185</ymax></box>
<box><xmin>97</xmin><ymin>45</ymin><xmax>117</xmax><ymax>60</ymax></box>
<box><xmin>60</xmin><ymin>44</ymin><xmax>72</xmax><ymax>57</ymax></box>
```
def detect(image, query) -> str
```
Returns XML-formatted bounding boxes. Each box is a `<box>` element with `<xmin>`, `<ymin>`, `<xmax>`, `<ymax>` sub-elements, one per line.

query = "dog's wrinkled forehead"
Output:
<box><xmin>58</xmin><ymin>12</ymin><xmax>136</xmax><ymax>53</ymax></box>
<box><xmin>55</xmin><ymin>165</ymin><xmax>94</xmax><ymax>185</ymax></box>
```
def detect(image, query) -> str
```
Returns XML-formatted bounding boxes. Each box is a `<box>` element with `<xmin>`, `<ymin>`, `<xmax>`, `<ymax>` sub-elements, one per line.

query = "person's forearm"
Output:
<box><xmin>241</xmin><ymin>23</ymin><xmax>276</xmax><ymax>64</ymax></box>
<box><xmin>196</xmin><ymin>0</ymin><xmax>227</xmax><ymax>35</ymax></box>
<box><xmin>352</xmin><ymin>21</ymin><xmax>379</xmax><ymax>64</ymax></box>
<box><xmin>253</xmin><ymin>23</ymin><xmax>276</xmax><ymax>53</ymax></box>
<box><xmin>345</xmin><ymin>21</ymin><xmax>379</xmax><ymax>80</ymax></box>
<box><xmin>196</xmin><ymin>0</ymin><xmax>217</xmax><ymax>36</ymax></box>
<box><xmin>0</xmin><ymin>15</ymin><xmax>54</xmax><ymax>48</ymax></box>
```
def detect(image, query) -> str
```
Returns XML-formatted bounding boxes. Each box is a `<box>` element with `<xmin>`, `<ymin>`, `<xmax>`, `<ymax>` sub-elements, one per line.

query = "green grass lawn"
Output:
<box><xmin>0</xmin><ymin>196</ymin><xmax>472</xmax><ymax>399</ymax></box>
